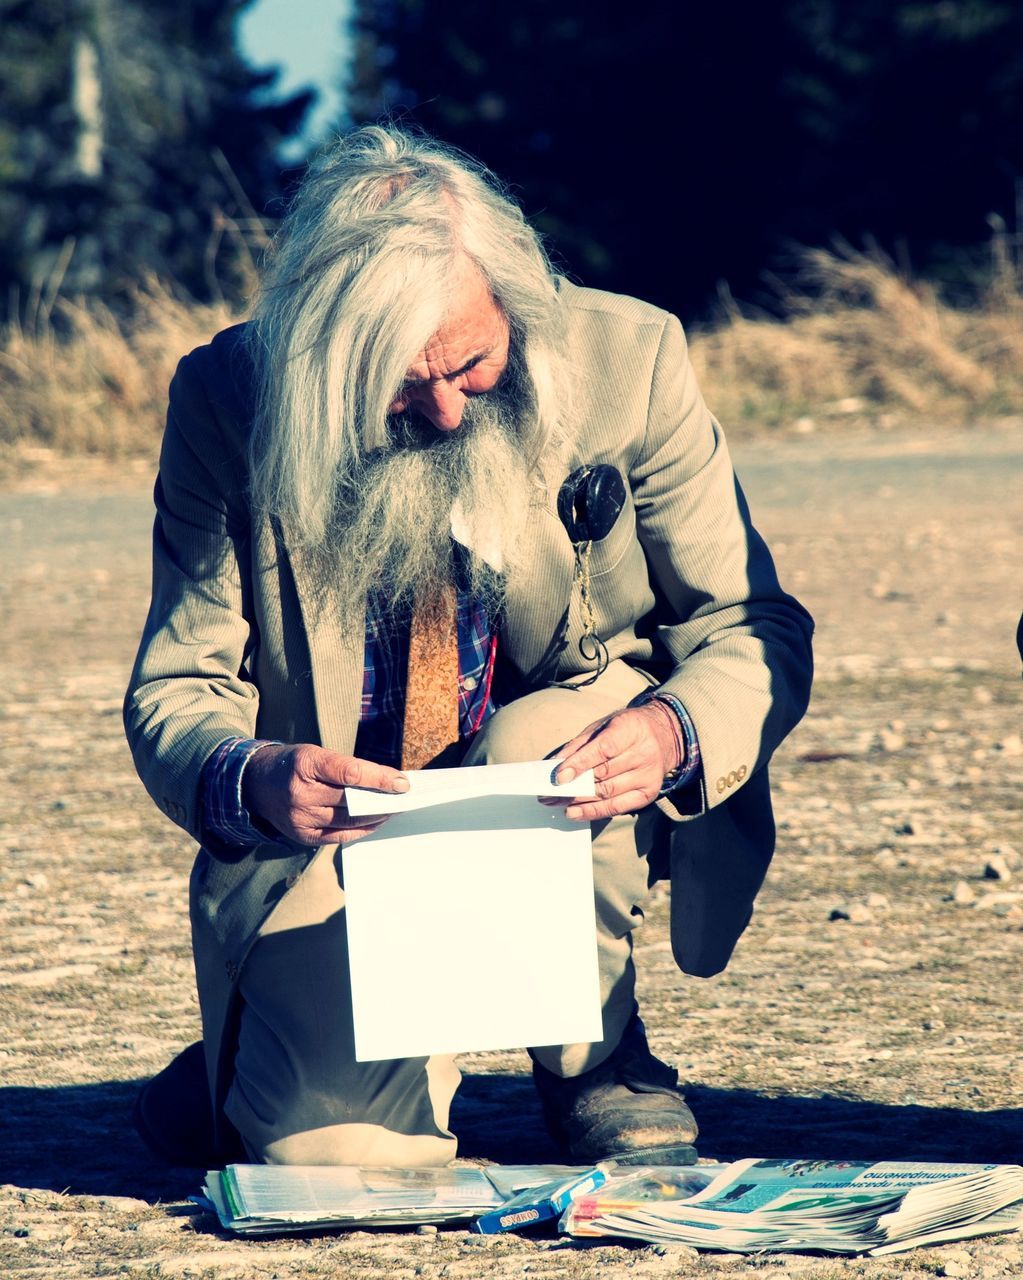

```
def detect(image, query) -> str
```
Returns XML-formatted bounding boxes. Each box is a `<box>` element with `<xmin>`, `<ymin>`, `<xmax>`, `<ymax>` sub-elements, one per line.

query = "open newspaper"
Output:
<box><xmin>561</xmin><ymin>1159</ymin><xmax>1023</xmax><ymax>1255</ymax></box>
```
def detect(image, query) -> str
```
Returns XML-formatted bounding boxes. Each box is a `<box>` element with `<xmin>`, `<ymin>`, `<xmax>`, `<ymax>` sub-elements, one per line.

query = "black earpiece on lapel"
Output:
<box><xmin>557</xmin><ymin>465</ymin><xmax>626</xmax><ymax>545</ymax></box>
<box><xmin>555</xmin><ymin>464</ymin><xmax>626</xmax><ymax>688</ymax></box>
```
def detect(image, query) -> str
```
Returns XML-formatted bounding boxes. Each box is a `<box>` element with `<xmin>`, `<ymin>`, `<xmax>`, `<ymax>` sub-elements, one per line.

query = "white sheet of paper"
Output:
<box><xmin>344</xmin><ymin>758</ymin><xmax>595</xmax><ymax>815</ymax></box>
<box><xmin>342</xmin><ymin>764</ymin><xmax>603</xmax><ymax>1062</ymax></box>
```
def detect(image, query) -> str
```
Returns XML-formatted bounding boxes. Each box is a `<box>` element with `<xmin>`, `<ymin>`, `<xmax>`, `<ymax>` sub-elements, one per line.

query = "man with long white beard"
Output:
<box><xmin>125</xmin><ymin>125</ymin><xmax>814</xmax><ymax>1170</ymax></box>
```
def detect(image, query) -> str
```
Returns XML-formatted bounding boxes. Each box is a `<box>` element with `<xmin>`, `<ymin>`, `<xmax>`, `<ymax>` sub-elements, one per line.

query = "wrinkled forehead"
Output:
<box><xmin>403</xmin><ymin>261</ymin><xmax>507</xmax><ymax>381</ymax></box>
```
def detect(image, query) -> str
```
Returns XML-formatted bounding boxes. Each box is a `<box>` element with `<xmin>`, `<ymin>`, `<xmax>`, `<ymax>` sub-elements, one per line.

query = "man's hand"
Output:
<box><xmin>242</xmin><ymin>743</ymin><xmax>409</xmax><ymax>845</ymax></box>
<box><xmin>549</xmin><ymin>704</ymin><xmax>679</xmax><ymax>822</ymax></box>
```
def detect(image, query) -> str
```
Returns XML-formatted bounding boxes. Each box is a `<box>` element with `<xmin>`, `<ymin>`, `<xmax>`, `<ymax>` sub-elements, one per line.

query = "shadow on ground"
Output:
<box><xmin>0</xmin><ymin>1079</ymin><xmax>197</xmax><ymax>1202</ymax></box>
<box><xmin>455</xmin><ymin>1075</ymin><xmax>1023</xmax><ymax>1166</ymax></box>
<box><xmin>4</xmin><ymin>1075</ymin><xmax>1023</xmax><ymax>1203</ymax></box>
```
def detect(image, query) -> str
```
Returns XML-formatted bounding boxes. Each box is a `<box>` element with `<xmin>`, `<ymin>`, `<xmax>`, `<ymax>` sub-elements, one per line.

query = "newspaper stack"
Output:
<box><xmin>200</xmin><ymin>1163</ymin><xmax>590</xmax><ymax>1234</ymax></box>
<box><xmin>202</xmin><ymin>1164</ymin><xmax>505</xmax><ymax>1233</ymax></box>
<box><xmin>561</xmin><ymin>1159</ymin><xmax>1023</xmax><ymax>1255</ymax></box>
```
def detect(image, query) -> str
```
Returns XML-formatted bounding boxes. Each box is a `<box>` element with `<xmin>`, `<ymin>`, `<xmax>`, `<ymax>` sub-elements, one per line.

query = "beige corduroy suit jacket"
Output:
<box><xmin>125</xmin><ymin>279</ymin><xmax>814</xmax><ymax>1134</ymax></box>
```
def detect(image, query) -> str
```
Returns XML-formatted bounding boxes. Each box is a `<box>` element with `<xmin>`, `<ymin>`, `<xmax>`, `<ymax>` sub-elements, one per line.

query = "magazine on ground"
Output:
<box><xmin>199</xmin><ymin>1163</ymin><xmax>593</xmax><ymax>1234</ymax></box>
<box><xmin>560</xmin><ymin>1159</ymin><xmax>1023</xmax><ymax>1255</ymax></box>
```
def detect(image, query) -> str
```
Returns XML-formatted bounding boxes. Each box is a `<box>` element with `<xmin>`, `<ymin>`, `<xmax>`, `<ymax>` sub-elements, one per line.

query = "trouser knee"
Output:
<box><xmin>464</xmin><ymin>660</ymin><xmax>654</xmax><ymax>769</ymax></box>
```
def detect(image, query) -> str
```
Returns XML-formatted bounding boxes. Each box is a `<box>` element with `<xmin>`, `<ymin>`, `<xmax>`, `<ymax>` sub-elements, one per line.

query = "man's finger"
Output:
<box><xmin>591</xmin><ymin>767</ymin><xmax>660</xmax><ymax>802</ymax></box>
<box><xmin>564</xmin><ymin>788</ymin><xmax>651</xmax><ymax>821</ymax></box>
<box><xmin>292</xmin><ymin>813</ymin><xmax>390</xmax><ymax>844</ymax></box>
<box><xmin>587</xmin><ymin>746</ymin><xmax>657</xmax><ymax>784</ymax></box>
<box><xmin>552</xmin><ymin>755</ymin><xmax>640</xmax><ymax>797</ymax></box>
<box><xmin>325</xmin><ymin>819</ymin><xmax>391</xmax><ymax>844</ymax></box>
<box><xmin>550</xmin><ymin>764</ymin><xmax>658</xmax><ymax>810</ymax></box>
<box><xmin>310</xmin><ymin>750</ymin><xmax>410</xmax><ymax>794</ymax></box>
<box><xmin>304</xmin><ymin>823</ymin><xmax>387</xmax><ymax>846</ymax></box>
<box><xmin>550</xmin><ymin>714</ymin><xmax>619</xmax><ymax>772</ymax></box>
<box><xmin>556</xmin><ymin>726</ymin><xmax>638</xmax><ymax>783</ymax></box>
<box><xmin>309</xmin><ymin>806</ymin><xmax>390</xmax><ymax>828</ymax></box>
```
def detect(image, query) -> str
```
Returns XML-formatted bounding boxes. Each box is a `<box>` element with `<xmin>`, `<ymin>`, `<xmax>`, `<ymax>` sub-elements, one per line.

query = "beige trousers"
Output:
<box><xmin>225</xmin><ymin>660</ymin><xmax>658</xmax><ymax>1166</ymax></box>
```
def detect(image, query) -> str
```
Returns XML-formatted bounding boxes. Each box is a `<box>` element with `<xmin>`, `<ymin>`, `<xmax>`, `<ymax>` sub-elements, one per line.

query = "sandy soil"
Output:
<box><xmin>1</xmin><ymin>425</ymin><xmax>1022</xmax><ymax>1279</ymax></box>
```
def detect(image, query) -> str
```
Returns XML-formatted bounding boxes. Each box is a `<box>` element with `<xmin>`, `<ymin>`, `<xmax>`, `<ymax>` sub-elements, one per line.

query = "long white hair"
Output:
<box><xmin>246</xmin><ymin>125</ymin><xmax>567</xmax><ymax>555</ymax></box>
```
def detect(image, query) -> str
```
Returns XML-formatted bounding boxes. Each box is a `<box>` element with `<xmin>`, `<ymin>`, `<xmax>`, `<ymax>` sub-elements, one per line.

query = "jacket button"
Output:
<box><xmin>225</xmin><ymin>961</ymin><xmax>238</xmax><ymax>981</ymax></box>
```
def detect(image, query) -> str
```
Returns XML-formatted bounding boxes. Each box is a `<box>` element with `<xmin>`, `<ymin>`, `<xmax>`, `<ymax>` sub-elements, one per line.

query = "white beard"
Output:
<box><xmin>294</xmin><ymin>375</ymin><xmax>542</xmax><ymax>626</ymax></box>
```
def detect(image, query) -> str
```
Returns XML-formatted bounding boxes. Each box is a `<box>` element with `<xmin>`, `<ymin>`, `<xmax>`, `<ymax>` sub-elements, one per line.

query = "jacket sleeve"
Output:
<box><xmin>631</xmin><ymin>313</ymin><xmax>814</xmax><ymax>818</ymax></box>
<box><xmin>123</xmin><ymin>351</ymin><xmax>259</xmax><ymax>842</ymax></box>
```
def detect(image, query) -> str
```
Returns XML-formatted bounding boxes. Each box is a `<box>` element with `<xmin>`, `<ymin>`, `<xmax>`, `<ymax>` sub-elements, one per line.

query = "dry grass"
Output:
<box><xmin>0</xmin><ymin>280</ymin><xmax>239</xmax><ymax>459</ymax></box>
<box><xmin>1</xmin><ymin>241</ymin><xmax>1021</xmax><ymax>463</ymax></box>
<box><xmin>690</xmin><ymin>239</ymin><xmax>1023</xmax><ymax>431</ymax></box>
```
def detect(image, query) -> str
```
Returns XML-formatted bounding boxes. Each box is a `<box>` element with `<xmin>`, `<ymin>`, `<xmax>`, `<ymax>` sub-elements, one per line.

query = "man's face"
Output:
<box><xmin>387</xmin><ymin>260</ymin><xmax>510</xmax><ymax>433</ymax></box>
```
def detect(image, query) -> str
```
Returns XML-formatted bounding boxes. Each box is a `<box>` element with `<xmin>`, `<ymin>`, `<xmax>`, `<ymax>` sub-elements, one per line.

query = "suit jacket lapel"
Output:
<box><xmin>275</xmin><ymin>513</ymin><xmax>365</xmax><ymax>754</ymax></box>
<box><xmin>501</xmin><ymin>496</ymin><xmax>576</xmax><ymax>685</ymax></box>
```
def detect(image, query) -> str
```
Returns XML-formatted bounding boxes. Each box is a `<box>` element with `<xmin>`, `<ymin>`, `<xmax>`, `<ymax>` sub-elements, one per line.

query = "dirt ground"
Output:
<box><xmin>1</xmin><ymin>424</ymin><xmax>1021</xmax><ymax>1279</ymax></box>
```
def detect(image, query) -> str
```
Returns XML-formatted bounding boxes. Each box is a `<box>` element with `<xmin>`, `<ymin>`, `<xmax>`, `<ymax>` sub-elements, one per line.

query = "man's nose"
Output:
<box><xmin>414</xmin><ymin>381</ymin><xmax>465</xmax><ymax>431</ymax></box>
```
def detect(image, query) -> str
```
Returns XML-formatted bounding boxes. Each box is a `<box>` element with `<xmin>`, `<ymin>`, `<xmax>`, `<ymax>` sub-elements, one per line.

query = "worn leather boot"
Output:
<box><xmin>532</xmin><ymin>1011</ymin><xmax>698</xmax><ymax>1165</ymax></box>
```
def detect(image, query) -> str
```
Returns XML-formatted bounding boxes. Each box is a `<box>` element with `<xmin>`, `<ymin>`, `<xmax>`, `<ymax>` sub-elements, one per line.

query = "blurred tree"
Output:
<box><xmin>346</xmin><ymin>0</ymin><xmax>1023</xmax><ymax>318</ymax></box>
<box><xmin>0</xmin><ymin>0</ymin><xmax>311</xmax><ymax>309</ymax></box>
<box><xmin>778</xmin><ymin>0</ymin><xmax>1023</xmax><ymax>297</ymax></box>
<box><xmin>346</xmin><ymin>1</ymin><xmax>781</xmax><ymax>319</ymax></box>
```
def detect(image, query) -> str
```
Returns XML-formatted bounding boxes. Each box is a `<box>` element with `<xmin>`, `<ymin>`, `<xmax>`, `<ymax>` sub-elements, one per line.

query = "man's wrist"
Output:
<box><xmin>630</xmin><ymin>690</ymin><xmax>702</xmax><ymax>794</ymax></box>
<box><xmin>239</xmin><ymin>743</ymin><xmax>294</xmax><ymax>841</ymax></box>
<box><xmin>201</xmin><ymin>736</ymin><xmax>284</xmax><ymax>847</ymax></box>
<box><xmin>642</xmin><ymin>697</ymin><xmax>685</xmax><ymax>776</ymax></box>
